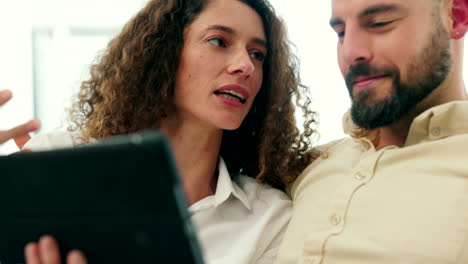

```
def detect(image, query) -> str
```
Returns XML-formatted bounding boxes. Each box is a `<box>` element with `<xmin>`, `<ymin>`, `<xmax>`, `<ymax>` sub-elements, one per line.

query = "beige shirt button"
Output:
<box><xmin>355</xmin><ymin>171</ymin><xmax>366</xmax><ymax>181</ymax></box>
<box><xmin>321</xmin><ymin>152</ymin><xmax>329</xmax><ymax>159</ymax></box>
<box><xmin>431</xmin><ymin>127</ymin><xmax>441</xmax><ymax>137</ymax></box>
<box><xmin>330</xmin><ymin>214</ymin><xmax>342</xmax><ymax>226</ymax></box>
<box><xmin>302</xmin><ymin>256</ymin><xmax>319</xmax><ymax>264</ymax></box>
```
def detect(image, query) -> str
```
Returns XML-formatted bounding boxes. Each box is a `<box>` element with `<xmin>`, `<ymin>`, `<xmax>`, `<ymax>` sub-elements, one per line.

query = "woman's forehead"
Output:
<box><xmin>189</xmin><ymin>0</ymin><xmax>266</xmax><ymax>39</ymax></box>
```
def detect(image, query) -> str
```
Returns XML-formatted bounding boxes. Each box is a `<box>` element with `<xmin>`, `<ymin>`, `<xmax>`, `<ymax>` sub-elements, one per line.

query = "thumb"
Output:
<box><xmin>14</xmin><ymin>134</ymin><xmax>32</xmax><ymax>150</ymax></box>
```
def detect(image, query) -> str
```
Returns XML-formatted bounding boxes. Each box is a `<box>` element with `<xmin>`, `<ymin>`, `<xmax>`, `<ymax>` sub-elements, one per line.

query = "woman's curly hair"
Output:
<box><xmin>69</xmin><ymin>0</ymin><xmax>319</xmax><ymax>190</ymax></box>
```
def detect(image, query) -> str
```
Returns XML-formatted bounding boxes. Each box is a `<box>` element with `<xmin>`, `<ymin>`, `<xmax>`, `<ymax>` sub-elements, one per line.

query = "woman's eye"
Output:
<box><xmin>208</xmin><ymin>38</ymin><xmax>226</xmax><ymax>47</ymax></box>
<box><xmin>250</xmin><ymin>51</ymin><xmax>265</xmax><ymax>62</ymax></box>
<box><xmin>337</xmin><ymin>31</ymin><xmax>345</xmax><ymax>38</ymax></box>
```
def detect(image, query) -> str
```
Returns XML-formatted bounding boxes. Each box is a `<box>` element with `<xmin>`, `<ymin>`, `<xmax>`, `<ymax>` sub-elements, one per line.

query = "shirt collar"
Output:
<box><xmin>405</xmin><ymin>101</ymin><xmax>468</xmax><ymax>146</ymax></box>
<box><xmin>213</xmin><ymin>157</ymin><xmax>252</xmax><ymax>210</ymax></box>
<box><xmin>342</xmin><ymin>101</ymin><xmax>468</xmax><ymax>146</ymax></box>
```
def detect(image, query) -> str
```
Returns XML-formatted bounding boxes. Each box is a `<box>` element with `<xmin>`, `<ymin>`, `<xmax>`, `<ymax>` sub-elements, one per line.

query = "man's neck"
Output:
<box><xmin>375</xmin><ymin>93</ymin><xmax>468</xmax><ymax>150</ymax></box>
<box><xmin>374</xmin><ymin>77</ymin><xmax>468</xmax><ymax>149</ymax></box>
<box><xmin>375</xmin><ymin>122</ymin><xmax>411</xmax><ymax>150</ymax></box>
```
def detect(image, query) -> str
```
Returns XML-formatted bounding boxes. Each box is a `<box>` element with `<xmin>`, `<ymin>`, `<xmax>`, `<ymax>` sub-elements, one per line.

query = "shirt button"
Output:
<box><xmin>330</xmin><ymin>214</ymin><xmax>342</xmax><ymax>226</ymax></box>
<box><xmin>355</xmin><ymin>172</ymin><xmax>366</xmax><ymax>181</ymax></box>
<box><xmin>431</xmin><ymin>127</ymin><xmax>441</xmax><ymax>137</ymax></box>
<box><xmin>321</xmin><ymin>152</ymin><xmax>329</xmax><ymax>159</ymax></box>
<box><xmin>302</xmin><ymin>256</ymin><xmax>319</xmax><ymax>264</ymax></box>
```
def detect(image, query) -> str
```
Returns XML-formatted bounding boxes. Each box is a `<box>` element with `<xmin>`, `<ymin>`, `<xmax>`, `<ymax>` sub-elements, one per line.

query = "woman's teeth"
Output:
<box><xmin>220</xmin><ymin>94</ymin><xmax>242</xmax><ymax>102</ymax></box>
<box><xmin>214</xmin><ymin>90</ymin><xmax>246</xmax><ymax>103</ymax></box>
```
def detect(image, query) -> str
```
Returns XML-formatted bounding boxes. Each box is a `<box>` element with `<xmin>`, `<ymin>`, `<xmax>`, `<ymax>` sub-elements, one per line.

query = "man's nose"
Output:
<box><xmin>341</xmin><ymin>28</ymin><xmax>373</xmax><ymax>67</ymax></box>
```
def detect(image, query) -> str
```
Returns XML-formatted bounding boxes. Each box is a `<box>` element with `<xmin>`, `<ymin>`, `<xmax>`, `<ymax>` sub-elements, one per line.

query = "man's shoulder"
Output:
<box><xmin>316</xmin><ymin>137</ymin><xmax>352</xmax><ymax>152</ymax></box>
<box><xmin>288</xmin><ymin>137</ymin><xmax>357</xmax><ymax>197</ymax></box>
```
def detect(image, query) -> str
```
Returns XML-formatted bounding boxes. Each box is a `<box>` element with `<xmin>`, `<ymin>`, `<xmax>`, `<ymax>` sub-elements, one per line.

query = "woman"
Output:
<box><xmin>21</xmin><ymin>0</ymin><xmax>318</xmax><ymax>263</ymax></box>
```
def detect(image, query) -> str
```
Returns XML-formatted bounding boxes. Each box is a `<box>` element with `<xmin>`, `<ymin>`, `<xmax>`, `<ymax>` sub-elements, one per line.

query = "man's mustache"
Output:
<box><xmin>345</xmin><ymin>63</ymin><xmax>396</xmax><ymax>92</ymax></box>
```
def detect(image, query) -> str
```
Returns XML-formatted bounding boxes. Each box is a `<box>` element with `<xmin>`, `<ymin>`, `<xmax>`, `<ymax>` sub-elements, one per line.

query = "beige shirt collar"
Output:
<box><xmin>342</xmin><ymin>101</ymin><xmax>468</xmax><ymax>147</ymax></box>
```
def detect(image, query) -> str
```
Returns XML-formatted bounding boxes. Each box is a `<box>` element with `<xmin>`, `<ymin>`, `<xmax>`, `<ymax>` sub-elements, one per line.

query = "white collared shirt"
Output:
<box><xmin>25</xmin><ymin>132</ymin><xmax>293</xmax><ymax>264</ymax></box>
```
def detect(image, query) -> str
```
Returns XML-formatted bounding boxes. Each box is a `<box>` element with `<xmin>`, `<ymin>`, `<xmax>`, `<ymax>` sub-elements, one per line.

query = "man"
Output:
<box><xmin>276</xmin><ymin>0</ymin><xmax>468</xmax><ymax>263</ymax></box>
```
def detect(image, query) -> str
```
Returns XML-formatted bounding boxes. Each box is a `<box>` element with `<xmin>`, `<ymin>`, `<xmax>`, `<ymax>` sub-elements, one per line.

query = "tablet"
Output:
<box><xmin>0</xmin><ymin>131</ymin><xmax>204</xmax><ymax>264</ymax></box>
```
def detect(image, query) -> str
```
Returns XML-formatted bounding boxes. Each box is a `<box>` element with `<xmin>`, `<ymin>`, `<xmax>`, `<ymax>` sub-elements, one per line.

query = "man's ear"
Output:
<box><xmin>451</xmin><ymin>0</ymin><xmax>468</xmax><ymax>39</ymax></box>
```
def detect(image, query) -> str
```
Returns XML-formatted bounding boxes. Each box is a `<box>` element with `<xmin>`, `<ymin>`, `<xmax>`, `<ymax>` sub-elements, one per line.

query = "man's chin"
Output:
<box><xmin>352</xmin><ymin>97</ymin><xmax>387</xmax><ymax>110</ymax></box>
<box><xmin>350</xmin><ymin>100</ymin><xmax>395</xmax><ymax>130</ymax></box>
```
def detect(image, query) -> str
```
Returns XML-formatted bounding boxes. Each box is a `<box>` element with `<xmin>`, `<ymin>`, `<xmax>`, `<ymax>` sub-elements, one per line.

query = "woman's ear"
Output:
<box><xmin>451</xmin><ymin>0</ymin><xmax>468</xmax><ymax>39</ymax></box>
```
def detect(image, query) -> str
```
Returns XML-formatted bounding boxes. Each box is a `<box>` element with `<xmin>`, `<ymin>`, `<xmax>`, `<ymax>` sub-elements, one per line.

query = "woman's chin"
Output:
<box><xmin>220</xmin><ymin>123</ymin><xmax>242</xmax><ymax>131</ymax></box>
<box><xmin>210</xmin><ymin>115</ymin><xmax>245</xmax><ymax>131</ymax></box>
<box><xmin>216</xmin><ymin>120</ymin><xmax>243</xmax><ymax>131</ymax></box>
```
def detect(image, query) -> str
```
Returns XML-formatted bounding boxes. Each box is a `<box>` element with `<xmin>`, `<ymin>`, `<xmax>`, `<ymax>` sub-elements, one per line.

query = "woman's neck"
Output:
<box><xmin>160</xmin><ymin>117</ymin><xmax>223</xmax><ymax>206</ymax></box>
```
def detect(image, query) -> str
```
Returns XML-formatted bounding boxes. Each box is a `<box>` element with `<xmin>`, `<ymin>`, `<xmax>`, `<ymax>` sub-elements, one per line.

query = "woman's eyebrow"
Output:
<box><xmin>205</xmin><ymin>24</ymin><xmax>236</xmax><ymax>34</ymax></box>
<box><xmin>204</xmin><ymin>24</ymin><xmax>267</xmax><ymax>48</ymax></box>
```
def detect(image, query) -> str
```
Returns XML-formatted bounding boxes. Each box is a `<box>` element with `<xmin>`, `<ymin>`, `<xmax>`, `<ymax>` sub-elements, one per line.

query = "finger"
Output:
<box><xmin>38</xmin><ymin>235</ymin><xmax>61</xmax><ymax>264</ymax></box>
<box><xmin>19</xmin><ymin>148</ymin><xmax>32</xmax><ymax>153</ymax></box>
<box><xmin>14</xmin><ymin>133</ymin><xmax>32</xmax><ymax>149</ymax></box>
<box><xmin>0</xmin><ymin>119</ymin><xmax>40</xmax><ymax>145</ymax></box>
<box><xmin>24</xmin><ymin>242</ymin><xmax>41</xmax><ymax>264</ymax></box>
<box><xmin>67</xmin><ymin>250</ymin><xmax>88</xmax><ymax>264</ymax></box>
<box><xmin>0</xmin><ymin>90</ymin><xmax>13</xmax><ymax>106</ymax></box>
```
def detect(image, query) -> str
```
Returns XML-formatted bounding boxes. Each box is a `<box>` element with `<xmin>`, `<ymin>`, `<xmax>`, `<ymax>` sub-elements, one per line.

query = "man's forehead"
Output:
<box><xmin>331</xmin><ymin>0</ymin><xmax>420</xmax><ymax>19</ymax></box>
<box><xmin>332</xmin><ymin>0</ymin><xmax>397</xmax><ymax>11</ymax></box>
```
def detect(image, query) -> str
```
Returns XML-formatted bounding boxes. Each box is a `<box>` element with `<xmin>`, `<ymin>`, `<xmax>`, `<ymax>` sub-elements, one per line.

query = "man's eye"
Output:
<box><xmin>250</xmin><ymin>51</ymin><xmax>265</xmax><ymax>62</ymax></box>
<box><xmin>337</xmin><ymin>31</ymin><xmax>345</xmax><ymax>38</ymax></box>
<box><xmin>208</xmin><ymin>38</ymin><xmax>226</xmax><ymax>47</ymax></box>
<box><xmin>371</xmin><ymin>21</ymin><xmax>393</xmax><ymax>27</ymax></box>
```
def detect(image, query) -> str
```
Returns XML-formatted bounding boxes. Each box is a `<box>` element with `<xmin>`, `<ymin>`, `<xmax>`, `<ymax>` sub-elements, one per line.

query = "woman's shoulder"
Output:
<box><xmin>23</xmin><ymin>130</ymin><xmax>83</xmax><ymax>151</ymax></box>
<box><xmin>234</xmin><ymin>175</ymin><xmax>292</xmax><ymax>209</ymax></box>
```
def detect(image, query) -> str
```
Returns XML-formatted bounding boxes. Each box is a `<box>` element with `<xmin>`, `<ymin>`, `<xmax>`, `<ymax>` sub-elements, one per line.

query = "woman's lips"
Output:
<box><xmin>216</xmin><ymin>95</ymin><xmax>245</xmax><ymax>108</ymax></box>
<box><xmin>214</xmin><ymin>84</ymin><xmax>249</xmax><ymax>108</ymax></box>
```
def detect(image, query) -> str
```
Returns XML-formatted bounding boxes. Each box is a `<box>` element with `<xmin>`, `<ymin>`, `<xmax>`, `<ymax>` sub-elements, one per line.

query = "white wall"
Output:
<box><xmin>0</xmin><ymin>0</ymin><xmax>148</xmax><ymax>154</ymax></box>
<box><xmin>272</xmin><ymin>0</ymin><xmax>350</xmax><ymax>143</ymax></box>
<box><xmin>0</xmin><ymin>0</ymin><xmax>35</xmax><ymax>154</ymax></box>
<box><xmin>31</xmin><ymin>0</ymin><xmax>149</xmax><ymax>134</ymax></box>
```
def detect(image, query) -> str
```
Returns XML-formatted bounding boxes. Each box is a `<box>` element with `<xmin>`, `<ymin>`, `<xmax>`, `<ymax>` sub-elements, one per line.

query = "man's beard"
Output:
<box><xmin>345</xmin><ymin>19</ymin><xmax>452</xmax><ymax>130</ymax></box>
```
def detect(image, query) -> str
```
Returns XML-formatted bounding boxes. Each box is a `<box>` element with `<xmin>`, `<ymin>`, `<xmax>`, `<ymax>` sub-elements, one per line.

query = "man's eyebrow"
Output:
<box><xmin>359</xmin><ymin>3</ymin><xmax>406</xmax><ymax>17</ymax></box>
<box><xmin>205</xmin><ymin>24</ymin><xmax>267</xmax><ymax>48</ymax></box>
<box><xmin>329</xmin><ymin>3</ymin><xmax>406</xmax><ymax>28</ymax></box>
<box><xmin>329</xmin><ymin>18</ymin><xmax>344</xmax><ymax>28</ymax></box>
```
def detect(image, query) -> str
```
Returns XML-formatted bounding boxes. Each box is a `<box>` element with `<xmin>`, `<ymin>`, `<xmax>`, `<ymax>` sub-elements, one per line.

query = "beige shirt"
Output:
<box><xmin>24</xmin><ymin>131</ymin><xmax>292</xmax><ymax>264</ymax></box>
<box><xmin>276</xmin><ymin>101</ymin><xmax>468</xmax><ymax>264</ymax></box>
